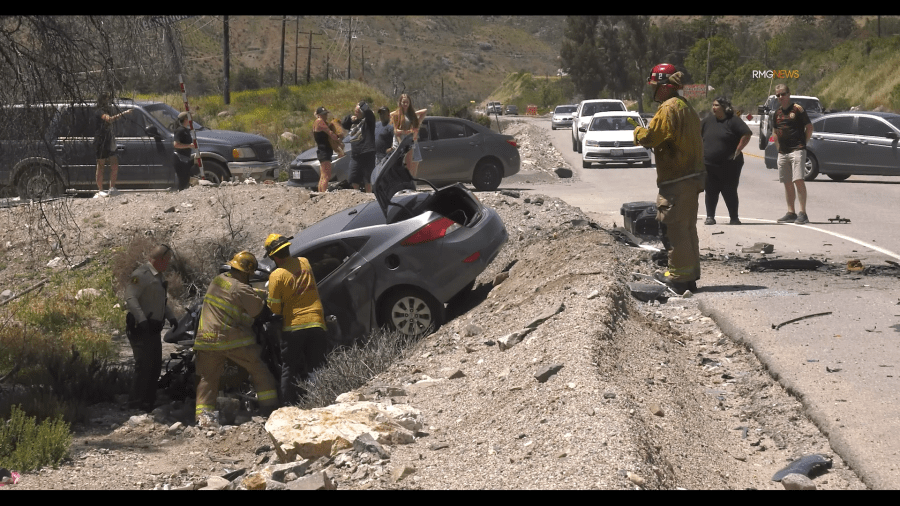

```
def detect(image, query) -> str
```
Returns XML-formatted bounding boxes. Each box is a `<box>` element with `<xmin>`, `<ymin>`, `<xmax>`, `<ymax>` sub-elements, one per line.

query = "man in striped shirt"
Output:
<box><xmin>264</xmin><ymin>234</ymin><xmax>328</xmax><ymax>405</ymax></box>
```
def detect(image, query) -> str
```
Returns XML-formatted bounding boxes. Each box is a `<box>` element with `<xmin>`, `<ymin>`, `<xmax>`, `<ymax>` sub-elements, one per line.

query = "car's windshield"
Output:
<box><xmin>583</xmin><ymin>102</ymin><xmax>625</xmax><ymax>116</ymax></box>
<box><xmin>792</xmin><ymin>98</ymin><xmax>822</xmax><ymax>114</ymax></box>
<box><xmin>883</xmin><ymin>116</ymin><xmax>900</xmax><ymax>131</ymax></box>
<box><xmin>590</xmin><ymin>116</ymin><xmax>634</xmax><ymax>131</ymax></box>
<box><xmin>144</xmin><ymin>103</ymin><xmax>206</xmax><ymax>133</ymax></box>
<box><xmin>555</xmin><ymin>106</ymin><xmax>576</xmax><ymax>114</ymax></box>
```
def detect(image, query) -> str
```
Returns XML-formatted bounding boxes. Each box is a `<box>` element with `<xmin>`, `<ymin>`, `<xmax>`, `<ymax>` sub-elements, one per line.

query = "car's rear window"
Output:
<box><xmin>555</xmin><ymin>106</ymin><xmax>576</xmax><ymax>114</ymax></box>
<box><xmin>590</xmin><ymin>116</ymin><xmax>635</xmax><ymax>131</ymax></box>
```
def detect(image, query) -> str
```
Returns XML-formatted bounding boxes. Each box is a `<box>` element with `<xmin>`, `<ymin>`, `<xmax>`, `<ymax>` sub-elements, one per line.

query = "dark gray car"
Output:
<box><xmin>1</xmin><ymin>100</ymin><xmax>278</xmax><ymax>198</ymax></box>
<box><xmin>264</xmin><ymin>135</ymin><xmax>508</xmax><ymax>344</ymax></box>
<box><xmin>764</xmin><ymin>111</ymin><xmax>900</xmax><ymax>181</ymax></box>
<box><xmin>288</xmin><ymin>116</ymin><xmax>520</xmax><ymax>191</ymax></box>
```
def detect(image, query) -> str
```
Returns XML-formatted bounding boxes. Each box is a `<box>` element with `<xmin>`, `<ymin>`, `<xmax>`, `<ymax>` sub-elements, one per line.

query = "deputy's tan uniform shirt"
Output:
<box><xmin>124</xmin><ymin>262</ymin><xmax>175</xmax><ymax>324</ymax></box>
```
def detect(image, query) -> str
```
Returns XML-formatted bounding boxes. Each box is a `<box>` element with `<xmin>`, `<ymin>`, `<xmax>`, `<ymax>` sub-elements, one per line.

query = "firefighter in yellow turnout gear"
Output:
<box><xmin>263</xmin><ymin>233</ymin><xmax>328</xmax><ymax>406</ymax></box>
<box><xmin>631</xmin><ymin>63</ymin><xmax>705</xmax><ymax>294</ymax></box>
<box><xmin>194</xmin><ymin>251</ymin><xmax>278</xmax><ymax>427</ymax></box>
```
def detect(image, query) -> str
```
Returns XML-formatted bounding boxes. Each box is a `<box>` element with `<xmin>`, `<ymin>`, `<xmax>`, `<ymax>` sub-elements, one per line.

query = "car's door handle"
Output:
<box><xmin>116</xmin><ymin>145</ymin><xmax>126</xmax><ymax>150</ymax></box>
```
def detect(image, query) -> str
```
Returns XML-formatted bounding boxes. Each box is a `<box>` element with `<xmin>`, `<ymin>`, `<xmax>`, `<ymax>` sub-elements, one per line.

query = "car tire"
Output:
<box><xmin>16</xmin><ymin>164</ymin><xmax>64</xmax><ymax>200</ymax></box>
<box><xmin>472</xmin><ymin>160</ymin><xmax>502</xmax><ymax>191</ymax></box>
<box><xmin>803</xmin><ymin>151</ymin><xmax>819</xmax><ymax>181</ymax></box>
<box><xmin>378</xmin><ymin>287</ymin><xmax>444</xmax><ymax>339</ymax></box>
<box><xmin>194</xmin><ymin>159</ymin><xmax>228</xmax><ymax>184</ymax></box>
<box><xmin>759</xmin><ymin>124</ymin><xmax>768</xmax><ymax>149</ymax></box>
<box><xmin>827</xmin><ymin>173</ymin><xmax>850</xmax><ymax>181</ymax></box>
<box><xmin>642</xmin><ymin>159</ymin><xmax>652</xmax><ymax>167</ymax></box>
<box><xmin>582</xmin><ymin>160</ymin><xmax>591</xmax><ymax>169</ymax></box>
<box><xmin>577</xmin><ymin>139</ymin><xmax>583</xmax><ymax>154</ymax></box>
<box><xmin>572</xmin><ymin>135</ymin><xmax>578</xmax><ymax>152</ymax></box>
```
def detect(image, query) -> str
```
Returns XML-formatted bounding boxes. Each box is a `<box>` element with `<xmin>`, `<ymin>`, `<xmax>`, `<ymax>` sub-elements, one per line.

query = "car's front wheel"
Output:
<box><xmin>194</xmin><ymin>159</ymin><xmax>228</xmax><ymax>184</ymax></box>
<box><xmin>472</xmin><ymin>160</ymin><xmax>502</xmax><ymax>191</ymax></box>
<box><xmin>582</xmin><ymin>160</ymin><xmax>591</xmax><ymax>169</ymax></box>
<box><xmin>759</xmin><ymin>124</ymin><xmax>768</xmax><ymax>149</ymax></box>
<box><xmin>803</xmin><ymin>151</ymin><xmax>819</xmax><ymax>181</ymax></box>
<box><xmin>378</xmin><ymin>287</ymin><xmax>444</xmax><ymax>339</ymax></box>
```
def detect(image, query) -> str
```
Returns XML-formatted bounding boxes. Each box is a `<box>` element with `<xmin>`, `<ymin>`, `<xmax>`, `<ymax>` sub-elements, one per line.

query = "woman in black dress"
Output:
<box><xmin>700</xmin><ymin>97</ymin><xmax>752</xmax><ymax>225</ymax></box>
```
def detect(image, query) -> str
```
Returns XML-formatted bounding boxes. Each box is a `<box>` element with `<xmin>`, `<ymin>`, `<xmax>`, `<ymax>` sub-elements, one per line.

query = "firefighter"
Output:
<box><xmin>263</xmin><ymin>234</ymin><xmax>328</xmax><ymax>406</ymax></box>
<box><xmin>124</xmin><ymin>243</ymin><xmax>178</xmax><ymax>412</ymax></box>
<box><xmin>631</xmin><ymin>63</ymin><xmax>705</xmax><ymax>294</ymax></box>
<box><xmin>194</xmin><ymin>251</ymin><xmax>279</xmax><ymax>427</ymax></box>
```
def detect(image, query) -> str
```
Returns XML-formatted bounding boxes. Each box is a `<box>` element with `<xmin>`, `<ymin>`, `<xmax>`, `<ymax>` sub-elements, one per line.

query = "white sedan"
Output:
<box><xmin>581</xmin><ymin>112</ymin><xmax>652</xmax><ymax>168</ymax></box>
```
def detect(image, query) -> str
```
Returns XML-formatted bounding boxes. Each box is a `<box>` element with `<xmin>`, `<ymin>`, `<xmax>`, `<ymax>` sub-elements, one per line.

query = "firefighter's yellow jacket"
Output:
<box><xmin>195</xmin><ymin>272</ymin><xmax>266</xmax><ymax>351</ymax></box>
<box><xmin>633</xmin><ymin>96</ymin><xmax>704</xmax><ymax>187</ymax></box>
<box><xmin>267</xmin><ymin>256</ymin><xmax>326</xmax><ymax>332</ymax></box>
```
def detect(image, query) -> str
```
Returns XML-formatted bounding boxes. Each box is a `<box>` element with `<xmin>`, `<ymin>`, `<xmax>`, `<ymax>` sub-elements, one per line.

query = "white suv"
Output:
<box><xmin>571</xmin><ymin>99</ymin><xmax>627</xmax><ymax>153</ymax></box>
<box><xmin>757</xmin><ymin>94</ymin><xmax>824</xmax><ymax>149</ymax></box>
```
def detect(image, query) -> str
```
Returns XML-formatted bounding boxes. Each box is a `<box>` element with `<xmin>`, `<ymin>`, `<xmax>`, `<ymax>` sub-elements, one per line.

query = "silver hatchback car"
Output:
<box><xmin>261</xmin><ymin>135</ymin><xmax>508</xmax><ymax>343</ymax></box>
<box><xmin>764</xmin><ymin>111</ymin><xmax>900</xmax><ymax>181</ymax></box>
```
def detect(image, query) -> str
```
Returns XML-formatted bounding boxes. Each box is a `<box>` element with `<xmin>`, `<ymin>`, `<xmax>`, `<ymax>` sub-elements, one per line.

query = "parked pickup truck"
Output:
<box><xmin>757</xmin><ymin>94</ymin><xmax>825</xmax><ymax>149</ymax></box>
<box><xmin>0</xmin><ymin>98</ymin><xmax>279</xmax><ymax>199</ymax></box>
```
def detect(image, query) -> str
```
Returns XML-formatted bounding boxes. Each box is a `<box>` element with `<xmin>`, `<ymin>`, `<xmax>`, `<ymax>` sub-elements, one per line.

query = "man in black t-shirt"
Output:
<box><xmin>341</xmin><ymin>100</ymin><xmax>377</xmax><ymax>193</ymax></box>
<box><xmin>173</xmin><ymin>111</ymin><xmax>195</xmax><ymax>191</ymax></box>
<box><xmin>772</xmin><ymin>84</ymin><xmax>813</xmax><ymax>225</ymax></box>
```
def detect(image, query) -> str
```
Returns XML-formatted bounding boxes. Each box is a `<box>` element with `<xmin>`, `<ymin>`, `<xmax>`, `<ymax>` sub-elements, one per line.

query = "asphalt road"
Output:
<box><xmin>510</xmin><ymin>114</ymin><xmax>900</xmax><ymax>489</ymax></box>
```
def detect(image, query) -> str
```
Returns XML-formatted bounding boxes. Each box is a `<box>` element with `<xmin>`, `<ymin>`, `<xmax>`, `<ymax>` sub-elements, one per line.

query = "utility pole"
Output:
<box><xmin>325</xmin><ymin>54</ymin><xmax>330</xmax><ymax>81</ymax></box>
<box><xmin>223</xmin><ymin>15</ymin><xmax>230</xmax><ymax>105</ymax></box>
<box><xmin>293</xmin><ymin>16</ymin><xmax>300</xmax><ymax>85</ymax></box>
<box><xmin>279</xmin><ymin>15</ymin><xmax>286</xmax><ymax>86</ymax></box>
<box><xmin>297</xmin><ymin>31</ymin><xmax>320</xmax><ymax>84</ymax></box>
<box><xmin>347</xmin><ymin>17</ymin><xmax>353</xmax><ymax>80</ymax></box>
<box><xmin>360</xmin><ymin>45</ymin><xmax>364</xmax><ymax>81</ymax></box>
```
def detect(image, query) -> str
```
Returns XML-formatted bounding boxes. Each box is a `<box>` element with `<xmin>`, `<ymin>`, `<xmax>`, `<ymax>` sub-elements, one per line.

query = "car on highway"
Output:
<box><xmin>581</xmin><ymin>112</ymin><xmax>650</xmax><ymax>168</ymax></box>
<box><xmin>288</xmin><ymin>116</ymin><xmax>520</xmax><ymax>191</ymax></box>
<box><xmin>504</xmin><ymin>105</ymin><xmax>518</xmax><ymax>116</ymax></box>
<box><xmin>262</xmin><ymin>135</ymin><xmax>508</xmax><ymax>342</ymax></box>
<box><xmin>571</xmin><ymin>99</ymin><xmax>627</xmax><ymax>153</ymax></box>
<box><xmin>1</xmin><ymin>99</ymin><xmax>279</xmax><ymax>199</ymax></box>
<box><xmin>757</xmin><ymin>94</ymin><xmax>824</xmax><ymax>149</ymax></box>
<box><xmin>487</xmin><ymin>101</ymin><xmax>503</xmax><ymax>115</ymax></box>
<box><xmin>551</xmin><ymin>104</ymin><xmax>577</xmax><ymax>130</ymax></box>
<box><xmin>763</xmin><ymin>111</ymin><xmax>900</xmax><ymax>181</ymax></box>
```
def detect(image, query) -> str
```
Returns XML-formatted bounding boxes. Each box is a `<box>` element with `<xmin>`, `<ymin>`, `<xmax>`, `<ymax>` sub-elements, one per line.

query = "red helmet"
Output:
<box><xmin>647</xmin><ymin>63</ymin><xmax>677</xmax><ymax>86</ymax></box>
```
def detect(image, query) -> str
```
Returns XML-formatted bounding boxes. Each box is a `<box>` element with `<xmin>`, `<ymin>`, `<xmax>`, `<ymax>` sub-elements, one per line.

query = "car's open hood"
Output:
<box><xmin>371</xmin><ymin>135</ymin><xmax>416</xmax><ymax>219</ymax></box>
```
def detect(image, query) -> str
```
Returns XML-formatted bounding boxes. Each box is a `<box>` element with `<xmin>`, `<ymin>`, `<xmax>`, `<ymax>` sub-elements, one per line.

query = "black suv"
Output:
<box><xmin>0</xmin><ymin>99</ymin><xmax>279</xmax><ymax>198</ymax></box>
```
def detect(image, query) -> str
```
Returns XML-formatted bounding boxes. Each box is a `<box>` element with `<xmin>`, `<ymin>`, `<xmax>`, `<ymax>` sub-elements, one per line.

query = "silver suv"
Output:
<box><xmin>756</xmin><ymin>94</ymin><xmax>824</xmax><ymax>149</ymax></box>
<box><xmin>0</xmin><ymin>99</ymin><xmax>279</xmax><ymax>198</ymax></box>
<box><xmin>571</xmin><ymin>99</ymin><xmax>627</xmax><ymax>153</ymax></box>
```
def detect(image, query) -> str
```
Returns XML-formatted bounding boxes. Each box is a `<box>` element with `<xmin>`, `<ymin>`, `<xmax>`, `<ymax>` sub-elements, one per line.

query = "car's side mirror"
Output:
<box><xmin>145</xmin><ymin>124</ymin><xmax>162</xmax><ymax>139</ymax></box>
<box><xmin>886</xmin><ymin>131</ymin><xmax>899</xmax><ymax>140</ymax></box>
<box><xmin>579</xmin><ymin>126</ymin><xmax>587</xmax><ymax>132</ymax></box>
<box><xmin>757</xmin><ymin>105</ymin><xmax>766</xmax><ymax>115</ymax></box>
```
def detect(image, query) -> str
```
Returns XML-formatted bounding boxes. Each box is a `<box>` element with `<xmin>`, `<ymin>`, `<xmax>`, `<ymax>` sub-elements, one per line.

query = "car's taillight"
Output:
<box><xmin>401</xmin><ymin>217</ymin><xmax>460</xmax><ymax>246</ymax></box>
<box><xmin>506</xmin><ymin>139</ymin><xmax>517</xmax><ymax>148</ymax></box>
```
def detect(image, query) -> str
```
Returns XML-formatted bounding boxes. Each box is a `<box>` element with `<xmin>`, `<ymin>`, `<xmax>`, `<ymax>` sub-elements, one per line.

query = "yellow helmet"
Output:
<box><xmin>264</xmin><ymin>233</ymin><xmax>292</xmax><ymax>258</ymax></box>
<box><xmin>228</xmin><ymin>251</ymin><xmax>258</xmax><ymax>273</ymax></box>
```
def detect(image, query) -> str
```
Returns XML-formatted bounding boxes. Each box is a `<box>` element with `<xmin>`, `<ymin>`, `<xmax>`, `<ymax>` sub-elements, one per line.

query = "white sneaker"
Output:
<box><xmin>108</xmin><ymin>187</ymin><xmax>120</xmax><ymax>196</ymax></box>
<box><xmin>93</xmin><ymin>191</ymin><xmax>108</xmax><ymax>198</ymax></box>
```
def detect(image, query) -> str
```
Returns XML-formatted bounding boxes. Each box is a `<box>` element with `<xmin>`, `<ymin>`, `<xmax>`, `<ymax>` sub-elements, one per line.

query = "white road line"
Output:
<box><xmin>710</xmin><ymin>216</ymin><xmax>900</xmax><ymax>261</ymax></box>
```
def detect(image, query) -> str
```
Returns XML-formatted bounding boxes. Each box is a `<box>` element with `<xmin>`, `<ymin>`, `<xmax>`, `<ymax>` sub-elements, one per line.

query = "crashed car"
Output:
<box><xmin>263</xmin><ymin>135</ymin><xmax>508</xmax><ymax>343</ymax></box>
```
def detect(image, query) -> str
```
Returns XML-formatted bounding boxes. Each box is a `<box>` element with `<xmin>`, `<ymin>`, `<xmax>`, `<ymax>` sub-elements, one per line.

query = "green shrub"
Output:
<box><xmin>0</xmin><ymin>404</ymin><xmax>71</xmax><ymax>472</ymax></box>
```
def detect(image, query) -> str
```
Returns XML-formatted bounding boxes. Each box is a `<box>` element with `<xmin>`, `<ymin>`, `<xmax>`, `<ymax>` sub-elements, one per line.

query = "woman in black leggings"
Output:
<box><xmin>700</xmin><ymin>97</ymin><xmax>752</xmax><ymax>225</ymax></box>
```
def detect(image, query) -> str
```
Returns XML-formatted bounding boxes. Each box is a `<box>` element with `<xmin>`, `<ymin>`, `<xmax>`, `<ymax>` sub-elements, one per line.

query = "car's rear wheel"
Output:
<box><xmin>378</xmin><ymin>287</ymin><xmax>444</xmax><ymax>339</ymax></box>
<box><xmin>571</xmin><ymin>135</ymin><xmax>578</xmax><ymax>152</ymax></box>
<box><xmin>472</xmin><ymin>160</ymin><xmax>502</xmax><ymax>191</ymax></box>
<box><xmin>827</xmin><ymin>173</ymin><xmax>850</xmax><ymax>181</ymax></box>
<box><xmin>803</xmin><ymin>152</ymin><xmax>819</xmax><ymax>181</ymax></box>
<box><xmin>17</xmin><ymin>165</ymin><xmax>64</xmax><ymax>200</ymax></box>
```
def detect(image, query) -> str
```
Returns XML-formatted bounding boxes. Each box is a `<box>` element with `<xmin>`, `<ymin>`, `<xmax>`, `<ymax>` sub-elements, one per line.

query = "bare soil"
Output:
<box><xmin>1</xmin><ymin>120</ymin><xmax>866</xmax><ymax>490</ymax></box>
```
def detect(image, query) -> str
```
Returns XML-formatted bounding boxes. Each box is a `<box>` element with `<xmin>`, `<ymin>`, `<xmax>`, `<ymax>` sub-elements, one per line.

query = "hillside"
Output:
<box><xmin>175</xmin><ymin>16</ymin><xmax>566</xmax><ymax>108</ymax></box>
